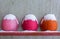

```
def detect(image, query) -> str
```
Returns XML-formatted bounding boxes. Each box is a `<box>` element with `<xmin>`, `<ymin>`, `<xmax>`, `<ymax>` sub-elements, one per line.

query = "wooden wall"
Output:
<box><xmin>0</xmin><ymin>0</ymin><xmax>60</xmax><ymax>39</ymax></box>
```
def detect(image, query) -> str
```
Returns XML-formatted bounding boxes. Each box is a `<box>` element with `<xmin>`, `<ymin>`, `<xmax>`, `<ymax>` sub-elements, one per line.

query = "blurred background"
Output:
<box><xmin>0</xmin><ymin>0</ymin><xmax>60</xmax><ymax>39</ymax></box>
